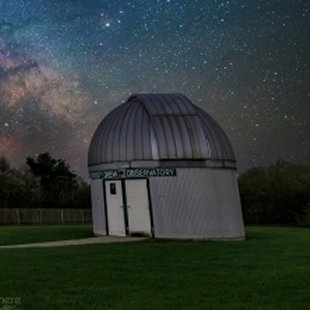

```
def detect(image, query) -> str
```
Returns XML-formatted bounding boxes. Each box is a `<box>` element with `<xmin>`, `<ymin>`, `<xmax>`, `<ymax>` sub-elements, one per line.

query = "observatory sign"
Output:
<box><xmin>90</xmin><ymin>168</ymin><xmax>176</xmax><ymax>180</ymax></box>
<box><xmin>126</xmin><ymin>168</ymin><xmax>176</xmax><ymax>178</ymax></box>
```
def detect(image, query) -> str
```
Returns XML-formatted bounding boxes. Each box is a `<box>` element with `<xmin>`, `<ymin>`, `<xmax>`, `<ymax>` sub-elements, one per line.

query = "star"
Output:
<box><xmin>0</xmin><ymin>0</ymin><xmax>308</xmax><ymax>179</ymax></box>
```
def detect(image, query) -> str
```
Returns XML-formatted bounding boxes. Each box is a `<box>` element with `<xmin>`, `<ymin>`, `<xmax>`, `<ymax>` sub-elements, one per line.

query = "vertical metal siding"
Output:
<box><xmin>90</xmin><ymin>179</ymin><xmax>106</xmax><ymax>235</ymax></box>
<box><xmin>167</xmin><ymin>115</ymin><xmax>184</xmax><ymax>158</ymax></box>
<box><xmin>196</xmin><ymin>108</ymin><xmax>223</xmax><ymax>159</ymax></box>
<box><xmin>152</xmin><ymin>116</ymin><xmax>169</xmax><ymax>158</ymax></box>
<box><xmin>160</xmin><ymin>115</ymin><xmax>178</xmax><ymax>158</ymax></box>
<box><xmin>213</xmin><ymin>170</ymin><xmax>245</xmax><ymax>237</ymax></box>
<box><xmin>108</xmin><ymin>103</ymin><xmax>131</xmax><ymax>162</ymax></box>
<box><xmin>113</xmin><ymin>102</ymin><xmax>133</xmax><ymax>161</ymax></box>
<box><xmin>196</xmin><ymin>107</ymin><xmax>235</xmax><ymax>160</ymax></box>
<box><xmin>149</xmin><ymin>168</ymin><xmax>217</xmax><ymax>238</ymax></box>
<box><xmin>118</xmin><ymin>103</ymin><xmax>132</xmax><ymax>161</ymax></box>
<box><xmin>150</xmin><ymin>126</ymin><xmax>160</xmax><ymax>159</ymax></box>
<box><xmin>184</xmin><ymin>116</ymin><xmax>201</xmax><ymax>157</ymax></box>
<box><xmin>190</xmin><ymin>115</ymin><xmax>212</xmax><ymax>157</ymax></box>
<box><xmin>125</xmin><ymin>102</ymin><xmax>137</xmax><ymax>161</ymax></box>
<box><xmin>175</xmin><ymin>94</ymin><xmax>197</xmax><ymax>114</ymax></box>
<box><xmin>134</xmin><ymin>103</ymin><xmax>144</xmax><ymax>159</ymax></box>
<box><xmin>174</xmin><ymin>115</ymin><xmax>193</xmax><ymax>158</ymax></box>
<box><xmin>141</xmin><ymin>106</ymin><xmax>152</xmax><ymax>159</ymax></box>
<box><xmin>150</xmin><ymin>168</ymin><xmax>244</xmax><ymax>239</ymax></box>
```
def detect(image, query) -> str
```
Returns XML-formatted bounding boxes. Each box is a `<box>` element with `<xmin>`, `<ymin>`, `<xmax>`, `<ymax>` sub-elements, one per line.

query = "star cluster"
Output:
<box><xmin>0</xmin><ymin>0</ymin><xmax>309</xmax><ymax>178</ymax></box>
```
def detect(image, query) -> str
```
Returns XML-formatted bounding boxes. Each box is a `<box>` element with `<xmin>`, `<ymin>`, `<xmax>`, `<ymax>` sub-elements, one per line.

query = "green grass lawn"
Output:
<box><xmin>0</xmin><ymin>226</ymin><xmax>309</xmax><ymax>310</ymax></box>
<box><xmin>0</xmin><ymin>225</ymin><xmax>93</xmax><ymax>245</ymax></box>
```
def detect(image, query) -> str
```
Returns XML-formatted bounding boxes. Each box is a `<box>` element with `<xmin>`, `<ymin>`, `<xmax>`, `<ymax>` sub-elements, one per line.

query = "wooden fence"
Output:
<box><xmin>0</xmin><ymin>208</ymin><xmax>92</xmax><ymax>225</ymax></box>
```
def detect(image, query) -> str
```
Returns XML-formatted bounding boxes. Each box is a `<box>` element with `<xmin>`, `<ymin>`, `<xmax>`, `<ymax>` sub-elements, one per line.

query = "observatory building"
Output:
<box><xmin>88</xmin><ymin>93</ymin><xmax>245</xmax><ymax>239</ymax></box>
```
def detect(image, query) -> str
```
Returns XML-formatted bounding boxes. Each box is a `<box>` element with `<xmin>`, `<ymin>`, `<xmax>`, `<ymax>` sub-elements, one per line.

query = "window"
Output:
<box><xmin>110</xmin><ymin>183</ymin><xmax>116</xmax><ymax>195</ymax></box>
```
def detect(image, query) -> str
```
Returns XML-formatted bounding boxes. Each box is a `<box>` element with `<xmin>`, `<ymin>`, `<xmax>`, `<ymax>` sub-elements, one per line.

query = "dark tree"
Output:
<box><xmin>26</xmin><ymin>152</ymin><xmax>75</xmax><ymax>189</ymax></box>
<box><xmin>239</xmin><ymin>161</ymin><xmax>310</xmax><ymax>226</ymax></box>
<box><xmin>0</xmin><ymin>153</ymin><xmax>90</xmax><ymax>210</ymax></box>
<box><xmin>0</xmin><ymin>158</ymin><xmax>40</xmax><ymax>208</ymax></box>
<box><xmin>0</xmin><ymin>156</ymin><xmax>10</xmax><ymax>173</ymax></box>
<box><xmin>26</xmin><ymin>152</ymin><xmax>90</xmax><ymax>208</ymax></box>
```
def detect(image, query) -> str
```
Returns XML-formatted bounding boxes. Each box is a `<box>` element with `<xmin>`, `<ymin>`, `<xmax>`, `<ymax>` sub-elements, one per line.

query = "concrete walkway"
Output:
<box><xmin>0</xmin><ymin>236</ymin><xmax>147</xmax><ymax>249</ymax></box>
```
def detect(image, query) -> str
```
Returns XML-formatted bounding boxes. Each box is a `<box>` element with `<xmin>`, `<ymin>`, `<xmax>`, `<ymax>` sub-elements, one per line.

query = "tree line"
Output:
<box><xmin>239</xmin><ymin>161</ymin><xmax>310</xmax><ymax>227</ymax></box>
<box><xmin>0</xmin><ymin>154</ymin><xmax>309</xmax><ymax>226</ymax></box>
<box><xmin>0</xmin><ymin>153</ymin><xmax>90</xmax><ymax>209</ymax></box>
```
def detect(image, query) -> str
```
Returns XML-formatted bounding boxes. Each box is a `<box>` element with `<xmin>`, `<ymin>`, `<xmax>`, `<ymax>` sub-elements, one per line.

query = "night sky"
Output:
<box><xmin>0</xmin><ymin>0</ymin><xmax>309</xmax><ymax>179</ymax></box>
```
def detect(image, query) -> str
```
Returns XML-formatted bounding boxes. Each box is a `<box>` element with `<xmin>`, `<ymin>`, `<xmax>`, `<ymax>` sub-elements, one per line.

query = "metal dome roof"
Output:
<box><xmin>88</xmin><ymin>93</ymin><xmax>235</xmax><ymax>167</ymax></box>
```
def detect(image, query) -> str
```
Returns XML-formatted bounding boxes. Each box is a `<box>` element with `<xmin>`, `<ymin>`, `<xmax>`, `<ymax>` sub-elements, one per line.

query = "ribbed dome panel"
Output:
<box><xmin>88</xmin><ymin>93</ymin><xmax>235</xmax><ymax>166</ymax></box>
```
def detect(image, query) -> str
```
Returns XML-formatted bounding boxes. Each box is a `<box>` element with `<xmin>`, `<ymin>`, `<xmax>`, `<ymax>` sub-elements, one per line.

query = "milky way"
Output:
<box><xmin>0</xmin><ymin>0</ymin><xmax>309</xmax><ymax>179</ymax></box>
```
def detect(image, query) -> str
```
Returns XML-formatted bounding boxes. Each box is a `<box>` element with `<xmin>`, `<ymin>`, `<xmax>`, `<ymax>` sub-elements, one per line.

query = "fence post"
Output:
<box><xmin>16</xmin><ymin>209</ymin><xmax>20</xmax><ymax>225</ymax></box>
<box><xmin>81</xmin><ymin>209</ymin><xmax>84</xmax><ymax>224</ymax></box>
<box><xmin>60</xmin><ymin>209</ymin><xmax>64</xmax><ymax>225</ymax></box>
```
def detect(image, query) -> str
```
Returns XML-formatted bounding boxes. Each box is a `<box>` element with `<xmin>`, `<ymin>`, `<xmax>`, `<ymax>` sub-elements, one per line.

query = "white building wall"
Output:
<box><xmin>214</xmin><ymin>169</ymin><xmax>245</xmax><ymax>238</ymax></box>
<box><xmin>149</xmin><ymin>168</ymin><xmax>244</xmax><ymax>239</ymax></box>
<box><xmin>90</xmin><ymin>179</ymin><xmax>106</xmax><ymax>235</ymax></box>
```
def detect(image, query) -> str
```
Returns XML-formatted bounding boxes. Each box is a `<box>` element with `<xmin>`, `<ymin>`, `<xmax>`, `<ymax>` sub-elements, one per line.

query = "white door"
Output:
<box><xmin>125</xmin><ymin>179</ymin><xmax>151</xmax><ymax>236</ymax></box>
<box><xmin>105</xmin><ymin>180</ymin><xmax>126</xmax><ymax>236</ymax></box>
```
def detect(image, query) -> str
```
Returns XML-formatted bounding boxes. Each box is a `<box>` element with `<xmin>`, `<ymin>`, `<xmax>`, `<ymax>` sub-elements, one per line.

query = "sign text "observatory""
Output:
<box><xmin>126</xmin><ymin>168</ymin><xmax>176</xmax><ymax>178</ymax></box>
